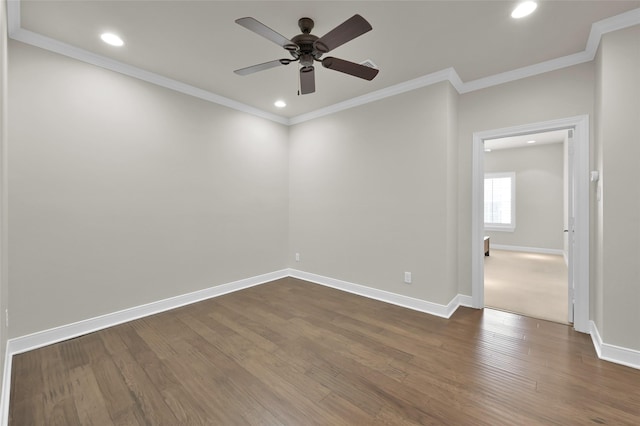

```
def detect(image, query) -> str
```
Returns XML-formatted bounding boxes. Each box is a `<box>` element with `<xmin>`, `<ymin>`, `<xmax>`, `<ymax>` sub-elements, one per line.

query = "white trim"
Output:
<box><xmin>490</xmin><ymin>244</ymin><xmax>565</xmax><ymax>256</ymax></box>
<box><xmin>459</xmin><ymin>51</ymin><xmax>593</xmax><ymax>94</ymax></box>
<box><xmin>572</xmin><ymin>116</ymin><xmax>590</xmax><ymax>334</ymax></box>
<box><xmin>590</xmin><ymin>321</ymin><xmax>640</xmax><ymax>370</ymax></box>
<box><xmin>7</xmin><ymin>269</ymin><xmax>288</xmax><ymax>356</ymax></box>
<box><xmin>6</xmin><ymin>2</ymin><xmax>640</xmax><ymax>126</ymax></box>
<box><xmin>6</xmin><ymin>0</ymin><xmax>18</xmax><ymax>36</ymax></box>
<box><xmin>0</xmin><ymin>270</ymin><xmax>282</xmax><ymax>424</ymax></box>
<box><xmin>587</xmin><ymin>7</ymin><xmax>640</xmax><ymax>54</ymax></box>
<box><xmin>1</xmin><ymin>1</ymin><xmax>11</xmax><ymax>424</ymax></box>
<box><xmin>0</xmin><ymin>267</ymin><xmax>470</xmax><ymax>425</ymax></box>
<box><xmin>454</xmin><ymin>294</ymin><xmax>474</xmax><ymax>309</ymax></box>
<box><xmin>0</xmin><ymin>269</ymin><xmax>289</xmax><ymax>425</ymax></box>
<box><xmin>289</xmin><ymin>68</ymin><xmax>459</xmax><ymax>125</ymax></box>
<box><xmin>0</xmin><ymin>345</ymin><xmax>10</xmax><ymax>426</ymax></box>
<box><xmin>288</xmin><ymin>269</ymin><xmax>467</xmax><ymax>319</ymax></box>
<box><xmin>484</xmin><ymin>227</ymin><xmax>514</xmax><ymax>233</ymax></box>
<box><xmin>472</xmin><ymin>115</ymin><xmax>590</xmax><ymax>334</ymax></box>
<box><xmin>1</xmin><ymin>271</ymin><xmax>638</xmax><ymax>425</ymax></box>
<box><xmin>8</xmin><ymin>27</ymin><xmax>289</xmax><ymax>126</ymax></box>
<box><xmin>590</xmin><ymin>320</ymin><xmax>604</xmax><ymax>358</ymax></box>
<box><xmin>471</xmin><ymin>130</ymin><xmax>485</xmax><ymax>309</ymax></box>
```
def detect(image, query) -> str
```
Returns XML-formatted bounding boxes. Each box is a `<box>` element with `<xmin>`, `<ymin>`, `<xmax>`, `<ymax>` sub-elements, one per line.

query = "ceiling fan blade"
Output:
<box><xmin>322</xmin><ymin>57</ymin><xmax>379</xmax><ymax>81</ymax></box>
<box><xmin>234</xmin><ymin>59</ymin><xmax>290</xmax><ymax>76</ymax></box>
<box><xmin>314</xmin><ymin>14</ymin><xmax>372</xmax><ymax>53</ymax></box>
<box><xmin>236</xmin><ymin>17</ymin><xmax>292</xmax><ymax>48</ymax></box>
<box><xmin>300</xmin><ymin>66</ymin><xmax>315</xmax><ymax>94</ymax></box>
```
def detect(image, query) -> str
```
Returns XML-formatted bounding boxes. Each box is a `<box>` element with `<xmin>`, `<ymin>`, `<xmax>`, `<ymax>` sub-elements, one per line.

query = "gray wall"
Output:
<box><xmin>484</xmin><ymin>143</ymin><xmax>564</xmax><ymax>250</ymax></box>
<box><xmin>8</xmin><ymin>42</ymin><xmax>290</xmax><ymax>337</ymax></box>
<box><xmin>289</xmin><ymin>82</ymin><xmax>459</xmax><ymax>305</ymax></box>
<box><xmin>594</xmin><ymin>25</ymin><xmax>640</xmax><ymax>351</ymax></box>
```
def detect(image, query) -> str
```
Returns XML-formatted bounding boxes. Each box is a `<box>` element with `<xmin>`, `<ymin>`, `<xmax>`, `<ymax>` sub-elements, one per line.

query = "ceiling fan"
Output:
<box><xmin>234</xmin><ymin>14</ymin><xmax>379</xmax><ymax>95</ymax></box>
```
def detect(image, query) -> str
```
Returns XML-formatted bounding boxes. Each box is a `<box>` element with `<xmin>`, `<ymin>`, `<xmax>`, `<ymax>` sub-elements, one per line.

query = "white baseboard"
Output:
<box><xmin>4</xmin><ymin>270</ymin><xmax>637</xmax><ymax>426</ymax></box>
<box><xmin>491</xmin><ymin>244</ymin><xmax>565</xmax><ymax>256</ymax></box>
<box><xmin>7</xmin><ymin>269</ymin><xmax>289</xmax><ymax>356</ymax></box>
<box><xmin>2</xmin><ymin>269</ymin><xmax>470</xmax><ymax>357</ymax></box>
<box><xmin>589</xmin><ymin>321</ymin><xmax>640</xmax><ymax>370</ymax></box>
<box><xmin>455</xmin><ymin>294</ymin><xmax>474</xmax><ymax>308</ymax></box>
<box><xmin>0</xmin><ymin>346</ymin><xmax>12</xmax><ymax>426</ymax></box>
<box><xmin>0</xmin><ymin>269</ymin><xmax>290</xmax><ymax>426</ymax></box>
<box><xmin>0</xmin><ymin>268</ymin><xmax>471</xmax><ymax>425</ymax></box>
<box><xmin>288</xmin><ymin>269</ymin><xmax>469</xmax><ymax>319</ymax></box>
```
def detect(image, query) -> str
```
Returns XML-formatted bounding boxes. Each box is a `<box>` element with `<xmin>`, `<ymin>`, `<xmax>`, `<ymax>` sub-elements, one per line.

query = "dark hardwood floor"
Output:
<box><xmin>9</xmin><ymin>278</ymin><xmax>640</xmax><ymax>425</ymax></box>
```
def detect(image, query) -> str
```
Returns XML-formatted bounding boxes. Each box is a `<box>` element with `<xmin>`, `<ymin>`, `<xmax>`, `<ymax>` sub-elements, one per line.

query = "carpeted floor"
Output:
<box><xmin>484</xmin><ymin>249</ymin><xmax>568</xmax><ymax>324</ymax></box>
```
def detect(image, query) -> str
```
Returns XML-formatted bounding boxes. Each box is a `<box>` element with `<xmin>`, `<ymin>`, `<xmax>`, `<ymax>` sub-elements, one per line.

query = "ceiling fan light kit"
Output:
<box><xmin>234</xmin><ymin>14</ymin><xmax>379</xmax><ymax>95</ymax></box>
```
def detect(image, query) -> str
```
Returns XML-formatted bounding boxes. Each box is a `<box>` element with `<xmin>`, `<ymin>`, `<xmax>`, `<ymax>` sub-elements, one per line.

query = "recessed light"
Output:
<box><xmin>511</xmin><ymin>1</ymin><xmax>537</xmax><ymax>19</ymax></box>
<box><xmin>274</xmin><ymin>100</ymin><xmax>286</xmax><ymax>108</ymax></box>
<box><xmin>484</xmin><ymin>148</ymin><xmax>492</xmax><ymax>152</ymax></box>
<box><xmin>527</xmin><ymin>140</ymin><xmax>536</xmax><ymax>144</ymax></box>
<box><xmin>100</xmin><ymin>33</ymin><xmax>124</xmax><ymax>47</ymax></box>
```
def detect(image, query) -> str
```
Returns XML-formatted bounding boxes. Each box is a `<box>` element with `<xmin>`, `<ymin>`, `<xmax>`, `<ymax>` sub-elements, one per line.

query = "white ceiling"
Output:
<box><xmin>11</xmin><ymin>1</ymin><xmax>640</xmax><ymax>120</ymax></box>
<box><xmin>485</xmin><ymin>129</ymin><xmax>567</xmax><ymax>151</ymax></box>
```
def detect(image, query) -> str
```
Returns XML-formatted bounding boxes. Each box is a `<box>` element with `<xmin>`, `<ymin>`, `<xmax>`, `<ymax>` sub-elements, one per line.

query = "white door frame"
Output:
<box><xmin>566</xmin><ymin>129</ymin><xmax>575</xmax><ymax>324</ymax></box>
<box><xmin>471</xmin><ymin>115</ymin><xmax>590</xmax><ymax>333</ymax></box>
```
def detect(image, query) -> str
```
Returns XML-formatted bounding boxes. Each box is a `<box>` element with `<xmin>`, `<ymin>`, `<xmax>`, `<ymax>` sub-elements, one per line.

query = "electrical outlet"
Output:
<box><xmin>404</xmin><ymin>272</ymin><xmax>412</xmax><ymax>284</ymax></box>
<box><xmin>295</xmin><ymin>253</ymin><xmax>300</xmax><ymax>262</ymax></box>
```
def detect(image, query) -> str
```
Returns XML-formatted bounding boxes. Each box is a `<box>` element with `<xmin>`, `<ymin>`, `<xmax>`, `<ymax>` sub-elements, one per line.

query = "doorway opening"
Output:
<box><xmin>471</xmin><ymin>116</ymin><xmax>590</xmax><ymax>333</ymax></box>
<box><xmin>483</xmin><ymin>130</ymin><xmax>569</xmax><ymax>324</ymax></box>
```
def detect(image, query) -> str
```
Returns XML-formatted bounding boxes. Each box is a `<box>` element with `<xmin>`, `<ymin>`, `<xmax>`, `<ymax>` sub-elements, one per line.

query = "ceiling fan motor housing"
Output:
<box><xmin>290</xmin><ymin>21</ymin><xmax>322</xmax><ymax>62</ymax></box>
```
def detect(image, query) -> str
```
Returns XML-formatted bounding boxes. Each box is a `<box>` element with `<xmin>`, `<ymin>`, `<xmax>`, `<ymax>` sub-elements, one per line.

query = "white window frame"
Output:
<box><xmin>484</xmin><ymin>172</ymin><xmax>516</xmax><ymax>232</ymax></box>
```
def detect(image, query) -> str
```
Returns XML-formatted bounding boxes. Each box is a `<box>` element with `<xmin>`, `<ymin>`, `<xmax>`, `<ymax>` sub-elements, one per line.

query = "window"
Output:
<box><xmin>484</xmin><ymin>172</ymin><xmax>515</xmax><ymax>231</ymax></box>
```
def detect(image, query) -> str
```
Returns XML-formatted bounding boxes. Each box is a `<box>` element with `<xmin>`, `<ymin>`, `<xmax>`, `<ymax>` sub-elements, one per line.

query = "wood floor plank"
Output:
<box><xmin>286</xmin><ymin>316</ymin><xmax>408</xmax><ymax>380</ymax></box>
<box><xmin>68</xmin><ymin>365</ymin><xmax>114</xmax><ymax>425</ymax></box>
<box><xmin>107</xmin><ymin>341</ymin><xmax>180</xmax><ymax>425</ymax></box>
<box><xmin>9</xmin><ymin>278</ymin><xmax>640</xmax><ymax>425</ymax></box>
<box><xmin>39</xmin><ymin>345</ymin><xmax>77</xmax><ymax>422</ymax></box>
<box><xmin>159</xmin><ymin>353</ymin><xmax>261</xmax><ymax>425</ymax></box>
<box><xmin>47</xmin><ymin>396</ymin><xmax>82</xmax><ymax>426</ymax></box>
<box><xmin>299</xmin><ymin>335</ymin><xmax>469</xmax><ymax>425</ymax></box>
<box><xmin>317</xmin><ymin>391</ymin><xmax>375</xmax><ymax>424</ymax></box>
<box><xmin>129</xmin><ymin>318</ymin><xmax>180</xmax><ymax>360</ymax></box>
<box><xmin>167</xmin><ymin>315</ymin><xmax>310</xmax><ymax>425</ymax></box>
<box><xmin>91</xmin><ymin>357</ymin><xmax>146</xmax><ymax>425</ymax></box>
<box><xmin>206</xmin><ymin>303</ymin><xmax>282</xmax><ymax>353</ymax></box>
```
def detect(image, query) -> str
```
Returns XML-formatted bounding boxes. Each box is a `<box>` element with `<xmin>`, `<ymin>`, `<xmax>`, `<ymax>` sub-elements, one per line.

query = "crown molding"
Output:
<box><xmin>289</xmin><ymin>68</ymin><xmax>459</xmax><ymax>125</ymax></box>
<box><xmin>458</xmin><ymin>50</ymin><xmax>594</xmax><ymax>94</ymax></box>
<box><xmin>587</xmin><ymin>7</ymin><xmax>640</xmax><ymax>54</ymax></box>
<box><xmin>289</xmin><ymin>7</ymin><xmax>640</xmax><ymax>121</ymax></box>
<box><xmin>9</xmin><ymin>27</ymin><xmax>290</xmax><ymax>125</ymax></box>
<box><xmin>6</xmin><ymin>0</ymin><xmax>20</xmax><ymax>35</ymax></box>
<box><xmin>6</xmin><ymin>2</ymin><xmax>640</xmax><ymax>126</ymax></box>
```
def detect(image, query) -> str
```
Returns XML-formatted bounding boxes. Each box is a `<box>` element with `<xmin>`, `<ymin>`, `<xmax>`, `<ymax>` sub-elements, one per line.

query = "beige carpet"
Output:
<box><xmin>484</xmin><ymin>249</ymin><xmax>569</xmax><ymax>324</ymax></box>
